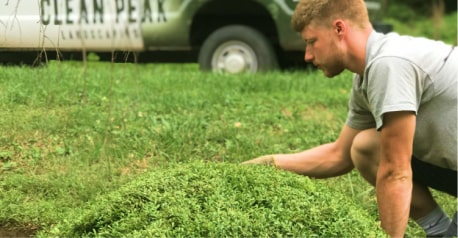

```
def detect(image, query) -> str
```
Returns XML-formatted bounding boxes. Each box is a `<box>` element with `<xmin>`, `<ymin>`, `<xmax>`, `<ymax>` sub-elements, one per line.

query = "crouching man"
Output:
<box><xmin>242</xmin><ymin>0</ymin><xmax>457</xmax><ymax>237</ymax></box>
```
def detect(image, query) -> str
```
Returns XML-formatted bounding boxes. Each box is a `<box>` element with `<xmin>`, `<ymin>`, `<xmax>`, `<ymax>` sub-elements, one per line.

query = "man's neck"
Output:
<box><xmin>345</xmin><ymin>26</ymin><xmax>373</xmax><ymax>76</ymax></box>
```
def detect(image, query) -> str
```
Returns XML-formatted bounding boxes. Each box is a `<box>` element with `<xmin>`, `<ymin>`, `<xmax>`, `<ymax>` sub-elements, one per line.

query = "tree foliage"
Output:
<box><xmin>386</xmin><ymin>0</ymin><xmax>456</xmax><ymax>19</ymax></box>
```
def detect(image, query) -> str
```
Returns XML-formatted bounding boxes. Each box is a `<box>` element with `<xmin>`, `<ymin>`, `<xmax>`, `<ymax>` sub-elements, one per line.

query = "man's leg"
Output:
<box><xmin>350</xmin><ymin>129</ymin><xmax>451</xmax><ymax>236</ymax></box>
<box><xmin>409</xmin><ymin>157</ymin><xmax>457</xmax><ymax>237</ymax></box>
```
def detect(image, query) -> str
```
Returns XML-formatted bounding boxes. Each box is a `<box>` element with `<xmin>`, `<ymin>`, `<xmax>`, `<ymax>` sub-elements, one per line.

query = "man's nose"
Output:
<box><xmin>304</xmin><ymin>51</ymin><xmax>314</xmax><ymax>62</ymax></box>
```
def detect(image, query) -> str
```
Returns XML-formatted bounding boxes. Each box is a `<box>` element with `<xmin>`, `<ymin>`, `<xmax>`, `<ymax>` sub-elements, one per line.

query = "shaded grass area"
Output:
<box><xmin>0</xmin><ymin>59</ymin><xmax>455</xmax><ymax>237</ymax></box>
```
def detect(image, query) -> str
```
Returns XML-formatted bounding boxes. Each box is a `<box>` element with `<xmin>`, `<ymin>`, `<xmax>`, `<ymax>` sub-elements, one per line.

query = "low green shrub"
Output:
<box><xmin>43</xmin><ymin>161</ymin><xmax>384</xmax><ymax>237</ymax></box>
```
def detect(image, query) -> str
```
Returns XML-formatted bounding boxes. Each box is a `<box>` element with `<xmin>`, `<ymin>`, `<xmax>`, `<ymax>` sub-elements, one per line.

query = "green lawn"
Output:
<box><xmin>0</xmin><ymin>61</ymin><xmax>455</xmax><ymax>237</ymax></box>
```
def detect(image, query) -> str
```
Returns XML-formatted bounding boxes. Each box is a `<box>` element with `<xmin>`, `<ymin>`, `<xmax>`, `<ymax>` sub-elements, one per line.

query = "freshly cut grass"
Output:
<box><xmin>42</xmin><ymin>161</ymin><xmax>384</xmax><ymax>237</ymax></box>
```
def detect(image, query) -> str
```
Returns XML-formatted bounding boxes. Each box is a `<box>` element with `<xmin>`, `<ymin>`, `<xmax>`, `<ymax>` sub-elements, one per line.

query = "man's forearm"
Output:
<box><xmin>274</xmin><ymin>143</ymin><xmax>354</xmax><ymax>178</ymax></box>
<box><xmin>376</xmin><ymin>164</ymin><xmax>413</xmax><ymax>237</ymax></box>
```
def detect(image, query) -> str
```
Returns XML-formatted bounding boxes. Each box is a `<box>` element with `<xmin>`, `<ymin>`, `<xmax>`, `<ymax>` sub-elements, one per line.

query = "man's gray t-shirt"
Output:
<box><xmin>346</xmin><ymin>31</ymin><xmax>457</xmax><ymax>170</ymax></box>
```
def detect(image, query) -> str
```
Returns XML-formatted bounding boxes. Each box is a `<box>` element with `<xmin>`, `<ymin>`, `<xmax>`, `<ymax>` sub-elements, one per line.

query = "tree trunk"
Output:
<box><xmin>432</xmin><ymin>0</ymin><xmax>445</xmax><ymax>40</ymax></box>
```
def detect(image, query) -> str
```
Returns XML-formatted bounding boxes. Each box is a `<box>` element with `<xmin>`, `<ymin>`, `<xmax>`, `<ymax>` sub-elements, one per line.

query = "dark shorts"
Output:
<box><xmin>412</xmin><ymin>157</ymin><xmax>457</xmax><ymax>197</ymax></box>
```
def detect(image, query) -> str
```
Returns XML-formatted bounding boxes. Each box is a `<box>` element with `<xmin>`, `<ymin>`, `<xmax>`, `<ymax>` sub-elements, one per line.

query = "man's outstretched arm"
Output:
<box><xmin>243</xmin><ymin>125</ymin><xmax>360</xmax><ymax>178</ymax></box>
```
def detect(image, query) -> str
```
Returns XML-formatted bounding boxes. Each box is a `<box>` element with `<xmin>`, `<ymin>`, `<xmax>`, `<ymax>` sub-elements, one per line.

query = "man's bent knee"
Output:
<box><xmin>350</xmin><ymin>129</ymin><xmax>380</xmax><ymax>185</ymax></box>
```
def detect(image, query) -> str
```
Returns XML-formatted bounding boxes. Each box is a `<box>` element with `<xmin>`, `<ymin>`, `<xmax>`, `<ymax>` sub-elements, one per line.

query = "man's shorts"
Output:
<box><xmin>412</xmin><ymin>157</ymin><xmax>457</xmax><ymax>197</ymax></box>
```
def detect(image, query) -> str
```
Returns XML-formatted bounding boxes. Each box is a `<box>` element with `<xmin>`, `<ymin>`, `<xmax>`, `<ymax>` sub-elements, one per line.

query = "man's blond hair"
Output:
<box><xmin>291</xmin><ymin>0</ymin><xmax>370</xmax><ymax>32</ymax></box>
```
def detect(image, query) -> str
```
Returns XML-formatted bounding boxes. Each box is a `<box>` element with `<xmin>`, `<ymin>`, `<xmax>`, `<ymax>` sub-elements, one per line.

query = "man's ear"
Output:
<box><xmin>333</xmin><ymin>19</ymin><xmax>346</xmax><ymax>35</ymax></box>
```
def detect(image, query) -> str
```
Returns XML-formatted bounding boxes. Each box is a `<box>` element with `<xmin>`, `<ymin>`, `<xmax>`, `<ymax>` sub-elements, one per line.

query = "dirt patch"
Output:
<box><xmin>0</xmin><ymin>226</ymin><xmax>38</xmax><ymax>238</ymax></box>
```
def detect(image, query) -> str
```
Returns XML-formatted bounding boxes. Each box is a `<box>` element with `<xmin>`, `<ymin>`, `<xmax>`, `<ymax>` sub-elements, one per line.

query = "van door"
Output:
<box><xmin>140</xmin><ymin>0</ymin><xmax>193</xmax><ymax>50</ymax></box>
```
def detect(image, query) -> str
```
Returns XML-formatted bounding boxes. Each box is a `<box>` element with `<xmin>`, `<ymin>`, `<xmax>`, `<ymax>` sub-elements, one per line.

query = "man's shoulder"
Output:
<box><xmin>369</xmin><ymin>31</ymin><xmax>450</xmax><ymax>55</ymax></box>
<box><xmin>366</xmin><ymin>32</ymin><xmax>452</xmax><ymax>74</ymax></box>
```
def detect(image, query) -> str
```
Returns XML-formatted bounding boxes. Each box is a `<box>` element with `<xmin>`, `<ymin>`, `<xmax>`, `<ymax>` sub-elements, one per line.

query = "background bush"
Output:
<box><xmin>385</xmin><ymin>2</ymin><xmax>457</xmax><ymax>44</ymax></box>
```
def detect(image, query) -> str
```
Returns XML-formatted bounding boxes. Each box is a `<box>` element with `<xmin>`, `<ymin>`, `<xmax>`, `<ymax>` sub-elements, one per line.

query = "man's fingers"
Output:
<box><xmin>241</xmin><ymin>155</ymin><xmax>276</xmax><ymax>166</ymax></box>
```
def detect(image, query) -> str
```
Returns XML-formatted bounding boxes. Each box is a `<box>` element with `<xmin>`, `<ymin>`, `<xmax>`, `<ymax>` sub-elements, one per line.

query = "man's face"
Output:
<box><xmin>301</xmin><ymin>23</ymin><xmax>345</xmax><ymax>78</ymax></box>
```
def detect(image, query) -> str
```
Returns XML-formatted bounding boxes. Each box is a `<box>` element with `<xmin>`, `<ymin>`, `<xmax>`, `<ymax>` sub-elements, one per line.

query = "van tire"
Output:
<box><xmin>198</xmin><ymin>25</ymin><xmax>278</xmax><ymax>74</ymax></box>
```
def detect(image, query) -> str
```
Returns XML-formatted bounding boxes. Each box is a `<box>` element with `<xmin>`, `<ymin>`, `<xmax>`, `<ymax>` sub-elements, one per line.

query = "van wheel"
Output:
<box><xmin>198</xmin><ymin>25</ymin><xmax>278</xmax><ymax>74</ymax></box>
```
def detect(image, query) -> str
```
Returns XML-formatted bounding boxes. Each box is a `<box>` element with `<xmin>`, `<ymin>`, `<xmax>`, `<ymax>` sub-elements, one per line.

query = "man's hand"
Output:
<box><xmin>241</xmin><ymin>155</ymin><xmax>277</xmax><ymax>167</ymax></box>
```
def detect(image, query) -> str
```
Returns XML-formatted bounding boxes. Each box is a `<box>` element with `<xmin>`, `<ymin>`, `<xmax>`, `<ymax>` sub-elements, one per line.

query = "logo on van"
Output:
<box><xmin>40</xmin><ymin>0</ymin><xmax>167</xmax><ymax>25</ymax></box>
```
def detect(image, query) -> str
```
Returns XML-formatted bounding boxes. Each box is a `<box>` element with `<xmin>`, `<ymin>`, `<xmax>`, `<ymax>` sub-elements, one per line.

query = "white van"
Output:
<box><xmin>0</xmin><ymin>0</ymin><xmax>391</xmax><ymax>73</ymax></box>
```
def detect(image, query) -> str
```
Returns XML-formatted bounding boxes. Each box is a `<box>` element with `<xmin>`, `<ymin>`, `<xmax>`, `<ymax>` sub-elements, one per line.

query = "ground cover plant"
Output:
<box><xmin>0</xmin><ymin>12</ymin><xmax>457</xmax><ymax>237</ymax></box>
<box><xmin>44</xmin><ymin>161</ymin><xmax>384</xmax><ymax>237</ymax></box>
